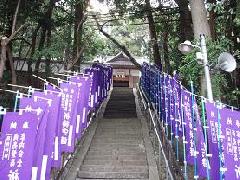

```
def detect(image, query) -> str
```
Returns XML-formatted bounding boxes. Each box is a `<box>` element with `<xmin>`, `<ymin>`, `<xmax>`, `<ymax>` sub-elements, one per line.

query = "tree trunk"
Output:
<box><xmin>145</xmin><ymin>0</ymin><xmax>162</xmax><ymax>68</ymax></box>
<box><xmin>163</xmin><ymin>31</ymin><xmax>170</xmax><ymax>73</ymax></box>
<box><xmin>0</xmin><ymin>38</ymin><xmax>8</xmax><ymax>80</ymax></box>
<box><xmin>0</xmin><ymin>0</ymin><xmax>24</xmax><ymax>86</ymax></box>
<box><xmin>208</xmin><ymin>0</ymin><xmax>216</xmax><ymax>40</ymax></box>
<box><xmin>64</xmin><ymin>25</ymin><xmax>72</xmax><ymax>70</ymax></box>
<box><xmin>174</xmin><ymin>0</ymin><xmax>193</xmax><ymax>42</ymax></box>
<box><xmin>28</xmin><ymin>25</ymin><xmax>41</xmax><ymax>73</ymax></box>
<box><xmin>225</xmin><ymin>0</ymin><xmax>240</xmax><ymax>105</ymax></box>
<box><xmin>7</xmin><ymin>46</ymin><xmax>17</xmax><ymax>86</ymax></box>
<box><xmin>34</xmin><ymin>28</ymin><xmax>47</xmax><ymax>73</ymax></box>
<box><xmin>34</xmin><ymin>0</ymin><xmax>56</xmax><ymax>73</ymax></box>
<box><xmin>64</xmin><ymin>5</ymin><xmax>73</xmax><ymax>70</ymax></box>
<box><xmin>228</xmin><ymin>0</ymin><xmax>239</xmax><ymax>50</ymax></box>
<box><xmin>73</xmin><ymin>2</ymin><xmax>84</xmax><ymax>60</ymax></box>
<box><xmin>73</xmin><ymin>0</ymin><xmax>89</xmax><ymax>69</ymax></box>
<box><xmin>237</xmin><ymin>1</ymin><xmax>240</xmax><ymax>19</ymax></box>
<box><xmin>189</xmin><ymin>0</ymin><xmax>212</xmax><ymax>97</ymax></box>
<box><xmin>189</xmin><ymin>0</ymin><xmax>211</xmax><ymax>39</ymax></box>
<box><xmin>45</xmin><ymin>27</ymin><xmax>52</xmax><ymax>75</ymax></box>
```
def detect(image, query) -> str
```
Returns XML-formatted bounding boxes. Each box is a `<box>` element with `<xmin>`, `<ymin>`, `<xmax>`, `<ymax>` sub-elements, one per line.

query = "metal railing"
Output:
<box><xmin>138</xmin><ymin>86</ymin><xmax>184</xmax><ymax>180</ymax></box>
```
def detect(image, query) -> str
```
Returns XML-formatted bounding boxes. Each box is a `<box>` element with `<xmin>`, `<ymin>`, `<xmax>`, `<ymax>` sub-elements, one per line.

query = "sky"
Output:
<box><xmin>88</xmin><ymin>0</ymin><xmax>177</xmax><ymax>13</ymax></box>
<box><xmin>89</xmin><ymin>0</ymin><xmax>110</xmax><ymax>13</ymax></box>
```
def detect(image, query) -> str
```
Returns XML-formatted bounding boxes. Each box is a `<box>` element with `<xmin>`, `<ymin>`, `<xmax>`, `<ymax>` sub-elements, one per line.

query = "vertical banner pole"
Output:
<box><xmin>163</xmin><ymin>75</ymin><xmax>168</xmax><ymax>137</ymax></box>
<box><xmin>190</xmin><ymin>81</ymin><xmax>198</xmax><ymax>179</ymax></box>
<box><xmin>0</xmin><ymin>106</ymin><xmax>6</xmax><ymax>129</ymax></box>
<box><xmin>180</xmin><ymin>86</ymin><xmax>188</xmax><ymax>180</ymax></box>
<box><xmin>27</xmin><ymin>86</ymin><xmax>33</xmax><ymax>97</ymax></box>
<box><xmin>161</xmin><ymin>75</ymin><xmax>165</xmax><ymax>129</ymax></box>
<box><xmin>155</xmin><ymin>70</ymin><xmax>158</xmax><ymax>111</ymax></box>
<box><xmin>200</xmin><ymin>97</ymin><xmax>210</xmax><ymax>180</ymax></box>
<box><xmin>216</xmin><ymin>102</ymin><xmax>224</xmax><ymax>180</ymax></box>
<box><xmin>170</xmin><ymin>82</ymin><xmax>173</xmax><ymax>145</ymax></box>
<box><xmin>13</xmin><ymin>90</ymin><xmax>20</xmax><ymax>112</ymax></box>
<box><xmin>158</xmin><ymin>72</ymin><xmax>162</xmax><ymax>120</ymax></box>
<box><xmin>173</xmin><ymin>85</ymin><xmax>179</xmax><ymax>161</ymax></box>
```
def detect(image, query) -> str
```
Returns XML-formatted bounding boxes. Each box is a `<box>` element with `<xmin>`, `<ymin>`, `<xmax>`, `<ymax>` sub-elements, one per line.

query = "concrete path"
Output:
<box><xmin>68</xmin><ymin>87</ymin><xmax>159</xmax><ymax>180</ymax></box>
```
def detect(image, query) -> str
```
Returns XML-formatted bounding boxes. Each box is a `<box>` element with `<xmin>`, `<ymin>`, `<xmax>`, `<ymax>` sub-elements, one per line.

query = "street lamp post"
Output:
<box><xmin>178</xmin><ymin>34</ymin><xmax>213</xmax><ymax>101</ymax></box>
<box><xmin>199</xmin><ymin>34</ymin><xmax>213</xmax><ymax>101</ymax></box>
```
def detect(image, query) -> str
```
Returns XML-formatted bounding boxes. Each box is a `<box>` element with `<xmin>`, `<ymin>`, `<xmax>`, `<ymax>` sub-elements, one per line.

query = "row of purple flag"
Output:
<box><xmin>0</xmin><ymin>64</ymin><xmax>113</xmax><ymax>180</ymax></box>
<box><xmin>141</xmin><ymin>63</ymin><xmax>240</xmax><ymax>179</ymax></box>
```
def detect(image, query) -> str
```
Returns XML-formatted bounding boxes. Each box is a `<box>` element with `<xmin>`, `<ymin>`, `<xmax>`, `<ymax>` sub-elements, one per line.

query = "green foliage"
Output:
<box><xmin>82</xmin><ymin>26</ymin><xmax>107</xmax><ymax>61</ymax></box>
<box><xmin>0</xmin><ymin>0</ymin><xmax>238</xmax><ymax>106</ymax></box>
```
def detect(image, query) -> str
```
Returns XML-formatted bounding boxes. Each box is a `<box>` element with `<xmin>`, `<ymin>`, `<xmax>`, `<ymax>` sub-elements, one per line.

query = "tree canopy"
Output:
<box><xmin>0</xmin><ymin>0</ymin><xmax>239</xmax><ymax>106</ymax></box>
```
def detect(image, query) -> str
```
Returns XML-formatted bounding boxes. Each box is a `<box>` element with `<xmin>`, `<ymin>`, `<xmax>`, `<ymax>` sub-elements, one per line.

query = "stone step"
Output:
<box><xmin>98</xmin><ymin>121</ymin><xmax>140</xmax><ymax>124</ymax></box>
<box><xmin>104</xmin><ymin>106</ymin><xmax>136</xmax><ymax>108</ymax></box>
<box><xmin>106</xmin><ymin>103</ymin><xmax>135</xmax><ymax>105</ymax></box>
<box><xmin>97</xmin><ymin>124</ymin><xmax>139</xmax><ymax>127</ymax></box>
<box><xmin>89</xmin><ymin>145</ymin><xmax>145</xmax><ymax>152</ymax></box>
<box><xmin>95</xmin><ymin>129</ymin><xmax>141</xmax><ymax>133</ymax></box>
<box><xmin>80</xmin><ymin>165</ymin><xmax>148</xmax><ymax>172</ymax></box>
<box><xmin>99</xmin><ymin>121</ymin><xmax>139</xmax><ymax>124</ymax></box>
<box><xmin>90</xmin><ymin>142</ymin><xmax>144</xmax><ymax>148</ymax></box>
<box><xmin>84</xmin><ymin>154</ymin><xmax>147</xmax><ymax>161</ymax></box>
<box><xmin>87</xmin><ymin>150</ymin><xmax>146</xmax><ymax>156</ymax></box>
<box><xmin>88</xmin><ymin>148</ymin><xmax>144</xmax><ymax>153</ymax></box>
<box><xmin>77</xmin><ymin>178</ymin><xmax>148</xmax><ymax>180</ymax></box>
<box><xmin>96</xmin><ymin>126</ymin><xmax>140</xmax><ymax>129</ymax></box>
<box><xmin>93</xmin><ymin>134</ymin><xmax>142</xmax><ymax>139</ymax></box>
<box><xmin>92</xmin><ymin>141</ymin><xmax>143</xmax><ymax>147</ymax></box>
<box><xmin>96</xmin><ymin>126</ymin><xmax>141</xmax><ymax>130</ymax></box>
<box><xmin>97</xmin><ymin>125</ymin><xmax>140</xmax><ymax>128</ymax></box>
<box><xmin>78</xmin><ymin>171</ymin><xmax>148</xmax><ymax>179</ymax></box>
<box><xmin>97</xmin><ymin>125</ymin><xmax>141</xmax><ymax>128</ymax></box>
<box><xmin>104</xmin><ymin>110</ymin><xmax>136</xmax><ymax>113</ymax></box>
<box><xmin>83</xmin><ymin>159</ymin><xmax>148</xmax><ymax>166</ymax></box>
<box><xmin>104</xmin><ymin>111</ymin><xmax>136</xmax><ymax>115</ymax></box>
<box><xmin>100</xmin><ymin>118</ymin><xmax>139</xmax><ymax>122</ymax></box>
<box><xmin>94</xmin><ymin>132</ymin><xmax>142</xmax><ymax>136</ymax></box>
<box><xmin>95</xmin><ymin>130</ymin><xmax>142</xmax><ymax>134</ymax></box>
<box><xmin>92</xmin><ymin>137</ymin><xmax>142</xmax><ymax>141</ymax></box>
<box><xmin>106</xmin><ymin>102</ymin><xmax>135</xmax><ymax>104</ymax></box>
<box><xmin>91</xmin><ymin>139</ymin><xmax>143</xmax><ymax>144</ymax></box>
<box><xmin>98</xmin><ymin>122</ymin><xmax>139</xmax><ymax>125</ymax></box>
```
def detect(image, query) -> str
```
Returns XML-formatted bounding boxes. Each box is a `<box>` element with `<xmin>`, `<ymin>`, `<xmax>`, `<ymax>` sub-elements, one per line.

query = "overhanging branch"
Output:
<box><xmin>93</xmin><ymin>16</ymin><xmax>141</xmax><ymax>69</ymax></box>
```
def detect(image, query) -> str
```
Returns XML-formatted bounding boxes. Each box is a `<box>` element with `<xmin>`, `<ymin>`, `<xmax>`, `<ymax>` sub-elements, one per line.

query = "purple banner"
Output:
<box><xmin>85</xmin><ymin>68</ymin><xmax>98</xmax><ymax>108</ymax></box>
<box><xmin>69</xmin><ymin>77</ymin><xmax>90</xmax><ymax>139</ymax></box>
<box><xmin>193</xmin><ymin>99</ymin><xmax>208</xmax><ymax>178</ymax></box>
<box><xmin>59</xmin><ymin>83</ymin><xmax>78</xmax><ymax>153</ymax></box>
<box><xmin>164</xmin><ymin>75</ymin><xmax>170</xmax><ymax>125</ymax></box>
<box><xmin>161</xmin><ymin>75</ymin><xmax>168</xmax><ymax>125</ymax></box>
<box><xmin>182</xmin><ymin>90</ymin><xmax>208</xmax><ymax>177</ymax></box>
<box><xmin>172</xmin><ymin>79</ymin><xmax>182</xmax><ymax>136</ymax></box>
<box><xmin>182</xmin><ymin>90</ymin><xmax>195</xmax><ymax>164</ymax></box>
<box><xmin>19</xmin><ymin>98</ymin><xmax>49</xmax><ymax>180</ymax></box>
<box><xmin>169</xmin><ymin>77</ymin><xmax>175</xmax><ymax>135</ymax></box>
<box><xmin>0</xmin><ymin>112</ymin><xmax>38</xmax><ymax>180</ymax></box>
<box><xmin>92</xmin><ymin>64</ymin><xmax>104</xmax><ymax>102</ymax></box>
<box><xmin>160</xmin><ymin>74</ymin><xmax>165</xmax><ymax>121</ymax></box>
<box><xmin>44</xmin><ymin>83</ymin><xmax>59</xmax><ymax>92</ymax></box>
<box><xmin>32</xmin><ymin>91</ymin><xmax>62</xmax><ymax>178</ymax></box>
<box><xmin>44</xmin><ymin>86</ymin><xmax>64</xmax><ymax>168</ymax></box>
<box><xmin>219</xmin><ymin>107</ymin><xmax>240</xmax><ymax>179</ymax></box>
<box><xmin>205</xmin><ymin>102</ymin><xmax>220</xmax><ymax>180</ymax></box>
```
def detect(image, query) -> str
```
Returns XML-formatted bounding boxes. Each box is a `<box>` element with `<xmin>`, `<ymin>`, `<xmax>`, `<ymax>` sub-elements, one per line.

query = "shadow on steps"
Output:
<box><xmin>103</xmin><ymin>87</ymin><xmax>137</xmax><ymax>118</ymax></box>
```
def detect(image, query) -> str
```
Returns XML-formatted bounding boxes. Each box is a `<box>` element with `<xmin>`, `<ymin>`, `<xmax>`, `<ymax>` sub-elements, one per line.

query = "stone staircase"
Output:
<box><xmin>77</xmin><ymin>88</ymin><xmax>149</xmax><ymax>179</ymax></box>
